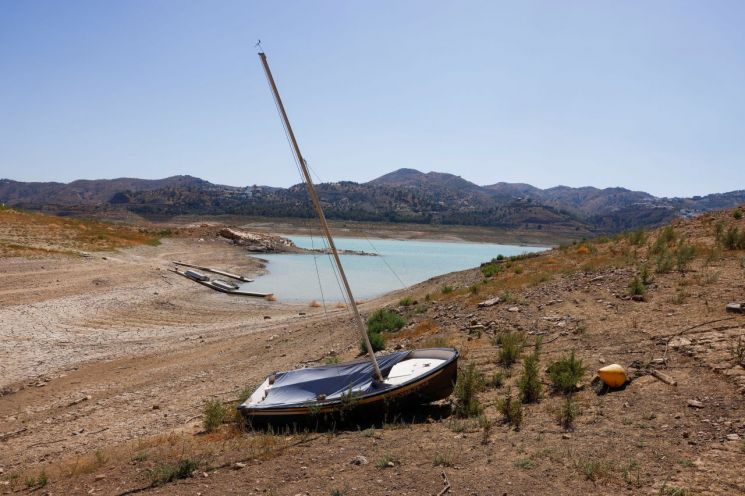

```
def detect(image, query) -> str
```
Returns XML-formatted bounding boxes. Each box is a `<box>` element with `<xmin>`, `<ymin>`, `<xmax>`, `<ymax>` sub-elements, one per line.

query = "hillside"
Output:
<box><xmin>3</xmin><ymin>207</ymin><xmax>744</xmax><ymax>495</ymax></box>
<box><xmin>2</xmin><ymin>169</ymin><xmax>745</xmax><ymax>235</ymax></box>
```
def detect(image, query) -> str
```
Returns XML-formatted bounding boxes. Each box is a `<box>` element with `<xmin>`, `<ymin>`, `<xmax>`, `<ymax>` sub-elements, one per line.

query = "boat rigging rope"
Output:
<box><xmin>261</xmin><ymin>63</ymin><xmax>349</xmax><ymax>314</ymax></box>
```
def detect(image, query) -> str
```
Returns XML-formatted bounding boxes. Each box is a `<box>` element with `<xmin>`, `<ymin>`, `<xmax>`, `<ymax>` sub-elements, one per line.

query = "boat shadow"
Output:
<box><xmin>242</xmin><ymin>402</ymin><xmax>453</xmax><ymax>434</ymax></box>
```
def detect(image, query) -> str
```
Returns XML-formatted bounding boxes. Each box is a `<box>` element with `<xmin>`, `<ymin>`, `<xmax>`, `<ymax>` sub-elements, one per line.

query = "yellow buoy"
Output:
<box><xmin>598</xmin><ymin>364</ymin><xmax>627</xmax><ymax>388</ymax></box>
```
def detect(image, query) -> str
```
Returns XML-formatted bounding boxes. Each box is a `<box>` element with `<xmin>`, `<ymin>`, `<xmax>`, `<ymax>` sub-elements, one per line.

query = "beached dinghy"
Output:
<box><xmin>239</xmin><ymin>348</ymin><xmax>458</xmax><ymax>421</ymax></box>
<box><xmin>238</xmin><ymin>50</ymin><xmax>459</xmax><ymax>424</ymax></box>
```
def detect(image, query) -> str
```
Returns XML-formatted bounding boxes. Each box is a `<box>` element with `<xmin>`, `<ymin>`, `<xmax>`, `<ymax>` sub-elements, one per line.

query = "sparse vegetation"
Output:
<box><xmin>441</xmin><ymin>285</ymin><xmax>454</xmax><ymax>294</ymax></box>
<box><xmin>628</xmin><ymin>275</ymin><xmax>646</xmax><ymax>296</ymax></box>
<box><xmin>734</xmin><ymin>209</ymin><xmax>743</xmax><ymax>220</ymax></box>
<box><xmin>494</xmin><ymin>331</ymin><xmax>523</xmax><ymax>368</ymax></box>
<box><xmin>375</xmin><ymin>454</ymin><xmax>397</xmax><ymax>469</ymax></box>
<box><xmin>659</xmin><ymin>483</ymin><xmax>691</xmax><ymax>496</ymax></box>
<box><xmin>488</xmin><ymin>371</ymin><xmax>504</xmax><ymax>389</ymax></box>
<box><xmin>453</xmin><ymin>363</ymin><xmax>484</xmax><ymax>417</ymax></box>
<box><xmin>556</xmin><ymin>395</ymin><xmax>580</xmax><ymax>430</ymax></box>
<box><xmin>149</xmin><ymin>458</ymin><xmax>202</xmax><ymax>486</ymax></box>
<box><xmin>202</xmin><ymin>400</ymin><xmax>229</xmax><ymax>433</ymax></box>
<box><xmin>515</xmin><ymin>457</ymin><xmax>536</xmax><ymax>469</ymax></box>
<box><xmin>517</xmin><ymin>350</ymin><xmax>541</xmax><ymax>403</ymax></box>
<box><xmin>497</xmin><ymin>389</ymin><xmax>523</xmax><ymax>430</ymax></box>
<box><xmin>433</xmin><ymin>452</ymin><xmax>454</xmax><ymax>467</ymax></box>
<box><xmin>729</xmin><ymin>336</ymin><xmax>745</xmax><ymax>367</ymax></box>
<box><xmin>366</xmin><ymin>308</ymin><xmax>406</xmax><ymax>334</ymax></box>
<box><xmin>398</xmin><ymin>297</ymin><xmax>413</xmax><ymax>306</ymax></box>
<box><xmin>722</xmin><ymin>225</ymin><xmax>745</xmax><ymax>250</ymax></box>
<box><xmin>547</xmin><ymin>351</ymin><xmax>586</xmax><ymax>394</ymax></box>
<box><xmin>674</xmin><ymin>242</ymin><xmax>696</xmax><ymax>272</ymax></box>
<box><xmin>360</xmin><ymin>330</ymin><xmax>386</xmax><ymax>353</ymax></box>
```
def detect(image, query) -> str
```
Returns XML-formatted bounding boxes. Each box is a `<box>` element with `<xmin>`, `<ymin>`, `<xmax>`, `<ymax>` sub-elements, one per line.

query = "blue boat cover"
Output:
<box><xmin>254</xmin><ymin>351</ymin><xmax>411</xmax><ymax>409</ymax></box>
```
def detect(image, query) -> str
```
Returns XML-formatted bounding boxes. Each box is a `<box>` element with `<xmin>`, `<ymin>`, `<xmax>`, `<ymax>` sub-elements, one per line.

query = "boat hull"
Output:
<box><xmin>239</xmin><ymin>348</ymin><xmax>458</xmax><ymax>426</ymax></box>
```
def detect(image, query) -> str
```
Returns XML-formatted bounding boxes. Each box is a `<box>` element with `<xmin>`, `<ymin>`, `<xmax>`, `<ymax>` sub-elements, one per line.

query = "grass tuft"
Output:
<box><xmin>453</xmin><ymin>363</ymin><xmax>485</xmax><ymax>418</ymax></box>
<box><xmin>203</xmin><ymin>400</ymin><xmax>229</xmax><ymax>433</ymax></box>
<box><xmin>497</xmin><ymin>389</ymin><xmax>523</xmax><ymax>430</ymax></box>
<box><xmin>547</xmin><ymin>351</ymin><xmax>586</xmax><ymax>394</ymax></box>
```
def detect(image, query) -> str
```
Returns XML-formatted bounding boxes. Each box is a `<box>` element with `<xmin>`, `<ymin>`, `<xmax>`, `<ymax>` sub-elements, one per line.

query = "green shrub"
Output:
<box><xmin>518</xmin><ymin>351</ymin><xmax>541</xmax><ymax>403</ymax></box>
<box><xmin>547</xmin><ymin>351</ymin><xmax>586</xmax><ymax>394</ymax></box>
<box><xmin>495</xmin><ymin>331</ymin><xmax>523</xmax><ymax>368</ymax></box>
<box><xmin>398</xmin><ymin>297</ymin><xmax>413</xmax><ymax>306</ymax></box>
<box><xmin>675</xmin><ymin>242</ymin><xmax>696</xmax><ymax>272</ymax></box>
<box><xmin>480</xmin><ymin>262</ymin><xmax>501</xmax><ymax>278</ymax></box>
<box><xmin>360</xmin><ymin>331</ymin><xmax>385</xmax><ymax>354</ymax></box>
<box><xmin>628</xmin><ymin>276</ymin><xmax>646</xmax><ymax>296</ymax></box>
<box><xmin>734</xmin><ymin>209</ymin><xmax>743</xmax><ymax>220</ymax></box>
<box><xmin>366</xmin><ymin>309</ymin><xmax>406</xmax><ymax>334</ymax></box>
<box><xmin>149</xmin><ymin>458</ymin><xmax>202</xmax><ymax>486</ymax></box>
<box><xmin>722</xmin><ymin>226</ymin><xmax>745</xmax><ymax>250</ymax></box>
<box><xmin>203</xmin><ymin>400</ymin><xmax>229</xmax><ymax>432</ymax></box>
<box><xmin>639</xmin><ymin>264</ymin><xmax>652</xmax><ymax>285</ymax></box>
<box><xmin>655</xmin><ymin>251</ymin><xmax>674</xmax><ymax>273</ymax></box>
<box><xmin>497</xmin><ymin>389</ymin><xmax>523</xmax><ymax>430</ymax></box>
<box><xmin>453</xmin><ymin>363</ymin><xmax>484</xmax><ymax>418</ymax></box>
<box><xmin>556</xmin><ymin>395</ymin><xmax>580</xmax><ymax>430</ymax></box>
<box><xmin>441</xmin><ymin>285</ymin><xmax>454</xmax><ymax>294</ymax></box>
<box><xmin>488</xmin><ymin>371</ymin><xmax>504</xmax><ymax>389</ymax></box>
<box><xmin>626</xmin><ymin>229</ymin><xmax>647</xmax><ymax>246</ymax></box>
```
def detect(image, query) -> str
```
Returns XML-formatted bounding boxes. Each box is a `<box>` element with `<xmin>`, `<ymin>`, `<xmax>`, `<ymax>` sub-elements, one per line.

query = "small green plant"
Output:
<box><xmin>433</xmin><ymin>452</ymin><xmax>454</xmax><ymax>467</ymax></box>
<box><xmin>481</xmin><ymin>262</ymin><xmax>501</xmax><ymax>278</ymax></box>
<box><xmin>360</xmin><ymin>330</ymin><xmax>385</xmax><ymax>353</ymax></box>
<box><xmin>376</xmin><ymin>454</ymin><xmax>397</xmax><ymax>469</ymax></box>
<box><xmin>441</xmin><ymin>285</ymin><xmax>454</xmax><ymax>294</ymax></box>
<box><xmin>488</xmin><ymin>371</ymin><xmax>504</xmax><ymax>389</ymax></box>
<box><xmin>547</xmin><ymin>351</ymin><xmax>586</xmax><ymax>394</ymax></box>
<box><xmin>497</xmin><ymin>389</ymin><xmax>523</xmax><ymax>430</ymax></box>
<box><xmin>622</xmin><ymin>459</ymin><xmax>641</xmax><ymax>488</ymax></box>
<box><xmin>132</xmin><ymin>451</ymin><xmax>149</xmax><ymax>462</ymax></box>
<box><xmin>722</xmin><ymin>225</ymin><xmax>745</xmax><ymax>250</ymax></box>
<box><xmin>729</xmin><ymin>336</ymin><xmax>745</xmax><ymax>367</ymax></box>
<box><xmin>149</xmin><ymin>458</ymin><xmax>202</xmax><ymax>486</ymax></box>
<box><xmin>575</xmin><ymin>456</ymin><xmax>611</xmax><ymax>482</ymax></box>
<box><xmin>37</xmin><ymin>471</ymin><xmax>47</xmax><ymax>488</ymax></box>
<box><xmin>479</xmin><ymin>414</ymin><xmax>493</xmax><ymax>445</ymax></box>
<box><xmin>203</xmin><ymin>399</ymin><xmax>229</xmax><ymax>432</ymax></box>
<box><xmin>639</xmin><ymin>264</ymin><xmax>652</xmax><ymax>285</ymax></box>
<box><xmin>331</xmin><ymin>489</ymin><xmax>347</xmax><ymax>496</ymax></box>
<box><xmin>734</xmin><ymin>209</ymin><xmax>743</xmax><ymax>220</ymax></box>
<box><xmin>518</xmin><ymin>351</ymin><xmax>541</xmax><ymax>404</ymax></box>
<box><xmin>398</xmin><ymin>297</ymin><xmax>413</xmax><ymax>306</ymax></box>
<box><xmin>495</xmin><ymin>331</ymin><xmax>523</xmax><ymax>368</ymax></box>
<box><xmin>626</xmin><ymin>229</ymin><xmax>647</xmax><ymax>246</ymax></box>
<box><xmin>453</xmin><ymin>363</ymin><xmax>484</xmax><ymax>417</ymax></box>
<box><xmin>469</xmin><ymin>284</ymin><xmax>480</xmax><ymax>295</ymax></box>
<box><xmin>515</xmin><ymin>458</ymin><xmax>536</xmax><ymax>469</ymax></box>
<box><xmin>366</xmin><ymin>308</ymin><xmax>406</xmax><ymax>333</ymax></box>
<box><xmin>655</xmin><ymin>250</ymin><xmax>674</xmax><ymax>273</ymax></box>
<box><xmin>659</xmin><ymin>483</ymin><xmax>691</xmax><ymax>496</ymax></box>
<box><xmin>556</xmin><ymin>395</ymin><xmax>580</xmax><ymax>430</ymax></box>
<box><xmin>324</xmin><ymin>355</ymin><xmax>341</xmax><ymax>365</ymax></box>
<box><xmin>675</xmin><ymin>242</ymin><xmax>696</xmax><ymax>272</ymax></box>
<box><xmin>514</xmin><ymin>266</ymin><xmax>523</xmax><ymax>274</ymax></box>
<box><xmin>628</xmin><ymin>275</ymin><xmax>646</xmax><ymax>296</ymax></box>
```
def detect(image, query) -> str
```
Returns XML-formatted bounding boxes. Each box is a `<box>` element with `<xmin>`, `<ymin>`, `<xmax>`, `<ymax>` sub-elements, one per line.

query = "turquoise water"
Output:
<box><xmin>242</xmin><ymin>236</ymin><xmax>548</xmax><ymax>302</ymax></box>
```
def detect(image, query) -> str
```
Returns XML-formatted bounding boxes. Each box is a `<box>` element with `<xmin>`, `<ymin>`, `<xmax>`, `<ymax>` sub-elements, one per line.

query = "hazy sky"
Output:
<box><xmin>1</xmin><ymin>1</ymin><xmax>744</xmax><ymax>197</ymax></box>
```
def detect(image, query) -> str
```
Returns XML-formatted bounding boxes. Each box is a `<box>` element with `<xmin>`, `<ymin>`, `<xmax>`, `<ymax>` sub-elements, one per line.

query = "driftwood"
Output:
<box><xmin>437</xmin><ymin>471</ymin><xmax>452</xmax><ymax>496</ymax></box>
<box><xmin>650</xmin><ymin>369</ymin><xmax>677</xmax><ymax>386</ymax></box>
<box><xmin>0</xmin><ymin>427</ymin><xmax>27</xmax><ymax>441</ymax></box>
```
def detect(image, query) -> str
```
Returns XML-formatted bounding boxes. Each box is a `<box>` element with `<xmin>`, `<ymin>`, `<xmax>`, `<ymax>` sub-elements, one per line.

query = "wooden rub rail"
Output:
<box><xmin>171</xmin><ymin>261</ymin><xmax>254</xmax><ymax>282</ymax></box>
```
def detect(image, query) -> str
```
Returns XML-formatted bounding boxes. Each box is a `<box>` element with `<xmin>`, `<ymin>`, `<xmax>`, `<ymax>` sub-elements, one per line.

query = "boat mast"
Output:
<box><xmin>258</xmin><ymin>51</ymin><xmax>383</xmax><ymax>382</ymax></box>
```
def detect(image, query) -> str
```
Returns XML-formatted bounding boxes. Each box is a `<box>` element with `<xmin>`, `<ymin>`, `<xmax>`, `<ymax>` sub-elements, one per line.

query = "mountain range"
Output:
<box><xmin>2</xmin><ymin>169</ymin><xmax>743</xmax><ymax>235</ymax></box>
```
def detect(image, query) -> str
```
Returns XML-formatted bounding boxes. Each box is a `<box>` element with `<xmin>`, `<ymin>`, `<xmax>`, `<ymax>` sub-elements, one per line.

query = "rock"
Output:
<box><xmin>152</xmin><ymin>404</ymin><xmax>160</xmax><ymax>410</ymax></box>
<box><xmin>507</xmin><ymin>306</ymin><xmax>520</xmax><ymax>313</ymax></box>
<box><xmin>669</xmin><ymin>337</ymin><xmax>692</xmax><ymax>348</ymax></box>
<box><xmin>219</xmin><ymin>227</ymin><xmax>297</xmax><ymax>253</ymax></box>
<box><xmin>726</xmin><ymin>433</ymin><xmax>741</xmax><ymax>441</ymax></box>
<box><xmin>386</xmin><ymin>461</ymin><xmax>395</xmax><ymax>467</ymax></box>
<box><xmin>687</xmin><ymin>399</ymin><xmax>704</xmax><ymax>409</ymax></box>
<box><xmin>631</xmin><ymin>295</ymin><xmax>644</xmax><ymax>302</ymax></box>
<box><xmin>350</xmin><ymin>455</ymin><xmax>368</xmax><ymax>466</ymax></box>
<box><xmin>562</xmin><ymin>433</ymin><xmax>571</xmax><ymax>439</ymax></box>
<box><xmin>94</xmin><ymin>474</ymin><xmax>106</xmax><ymax>481</ymax></box>
<box><xmin>233</xmin><ymin>462</ymin><xmax>247</xmax><ymax>470</ymax></box>
<box><xmin>478</xmin><ymin>297</ymin><xmax>501</xmax><ymax>308</ymax></box>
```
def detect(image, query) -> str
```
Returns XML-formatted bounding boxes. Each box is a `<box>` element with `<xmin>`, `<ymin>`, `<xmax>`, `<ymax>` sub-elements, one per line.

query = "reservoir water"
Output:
<box><xmin>242</xmin><ymin>235</ymin><xmax>548</xmax><ymax>302</ymax></box>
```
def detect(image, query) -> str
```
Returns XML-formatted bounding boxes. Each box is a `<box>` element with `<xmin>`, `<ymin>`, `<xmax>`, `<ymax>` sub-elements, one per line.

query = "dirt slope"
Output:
<box><xmin>1</xmin><ymin>208</ymin><xmax>745</xmax><ymax>495</ymax></box>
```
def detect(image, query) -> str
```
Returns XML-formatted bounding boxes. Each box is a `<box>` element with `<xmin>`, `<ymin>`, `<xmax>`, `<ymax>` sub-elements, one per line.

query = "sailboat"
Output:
<box><xmin>237</xmin><ymin>50</ymin><xmax>459</xmax><ymax>424</ymax></box>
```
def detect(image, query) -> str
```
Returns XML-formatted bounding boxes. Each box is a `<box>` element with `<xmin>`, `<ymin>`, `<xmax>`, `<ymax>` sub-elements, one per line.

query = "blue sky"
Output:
<box><xmin>1</xmin><ymin>1</ymin><xmax>743</xmax><ymax>197</ymax></box>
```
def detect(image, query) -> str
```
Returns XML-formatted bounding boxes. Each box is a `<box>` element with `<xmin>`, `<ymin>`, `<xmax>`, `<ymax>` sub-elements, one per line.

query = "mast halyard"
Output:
<box><xmin>258</xmin><ymin>51</ymin><xmax>384</xmax><ymax>382</ymax></box>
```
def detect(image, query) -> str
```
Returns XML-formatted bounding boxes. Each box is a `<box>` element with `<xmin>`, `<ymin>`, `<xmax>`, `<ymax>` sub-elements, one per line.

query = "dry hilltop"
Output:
<box><xmin>1</xmin><ymin>206</ymin><xmax>744</xmax><ymax>495</ymax></box>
